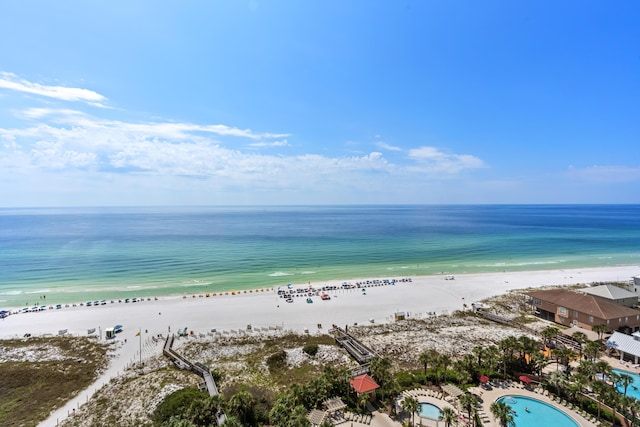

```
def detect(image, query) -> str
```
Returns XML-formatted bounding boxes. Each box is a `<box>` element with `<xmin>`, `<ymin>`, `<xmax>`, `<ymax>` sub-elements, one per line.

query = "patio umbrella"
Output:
<box><xmin>479</xmin><ymin>375</ymin><xmax>489</xmax><ymax>384</ymax></box>
<box><xmin>519</xmin><ymin>375</ymin><xmax>533</xmax><ymax>383</ymax></box>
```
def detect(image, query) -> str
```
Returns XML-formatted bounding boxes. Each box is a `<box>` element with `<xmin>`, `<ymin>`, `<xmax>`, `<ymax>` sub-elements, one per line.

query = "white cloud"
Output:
<box><xmin>567</xmin><ymin>165</ymin><xmax>640</xmax><ymax>183</ymax></box>
<box><xmin>376</xmin><ymin>141</ymin><xmax>402</xmax><ymax>151</ymax></box>
<box><xmin>16</xmin><ymin>108</ymin><xmax>289</xmax><ymax>141</ymax></box>
<box><xmin>248</xmin><ymin>139</ymin><xmax>290</xmax><ymax>148</ymax></box>
<box><xmin>0</xmin><ymin>72</ymin><xmax>108</xmax><ymax>106</ymax></box>
<box><xmin>408</xmin><ymin>146</ymin><xmax>485</xmax><ymax>173</ymax></box>
<box><xmin>0</xmin><ymin>86</ymin><xmax>491</xmax><ymax>205</ymax></box>
<box><xmin>19</xmin><ymin>107</ymin><xmax>87</xmax><ymax>119</ymax></box>
<box><xmin>0</xmin><ymin>114</ymin><xmax>392</xmax><ymax>187</ymax></box>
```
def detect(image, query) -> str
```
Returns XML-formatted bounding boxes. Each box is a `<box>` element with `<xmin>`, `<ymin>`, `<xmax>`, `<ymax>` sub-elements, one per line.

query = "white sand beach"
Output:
<box><xmin>3</xmin><ymin>265</ymin><xmax>637</xmax><ymax>427</ymax></box>
<box><xmin>2</xmin><ymin>266</ymin><xmax>638</xmax><ymax>342</ymax></box>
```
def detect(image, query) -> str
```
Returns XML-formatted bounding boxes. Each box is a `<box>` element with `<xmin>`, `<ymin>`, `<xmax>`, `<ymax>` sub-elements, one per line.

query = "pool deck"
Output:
<box><xmin>333</xmin><ymin>380</ymin><xmax>606</xmax><ymax>427</ymax></box>
<box><xmin>469</xmin><ymin>381</ymin><xmax>600</xmax><ymax>427</ymax></box>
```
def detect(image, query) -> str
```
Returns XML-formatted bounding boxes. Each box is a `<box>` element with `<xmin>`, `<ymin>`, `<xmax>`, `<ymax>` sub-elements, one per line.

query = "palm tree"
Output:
<box><xmin>518</xmin><ymin>335</ymin><xmax>539</xmax><ymax>369</ymax></box>
<box><xmin>369</xmin><ymin>356</ymin><xmax>393</xmax><ymax>402</ymax></box>
<box><xmin>594</xmin><ymin>359</ymin><xmax>612</xmax><ymax>383</ymax></box>
<box><xmin>529</xmin><ymin>350</ymin><xmax>548</xmax><ymax>378</ymax></box>
<box><xmin>358</xmin><ymin>392</ymin><xmax>369</xmax><ymax>412</ymax></box>
<box><xmin>591</xmin><ymin>380</ymin><xmax>608</xmax><ymax>421</ymax></box>
<box><xmin>584</xmin><ymin>340</ymin><xmax>601</xmax><ymax>362</ymax></box>
<box><xmin>577</xmin><ymin>359</ymin><xmax>595</xmax><ymax>381</ymax></box>
<box><xmin>437</xmin><ymin>354</ymin><xmax>452</xmax><ymax>384</ymax></box>
<box><xmin>571</xmin><ymin>331</ymin><xmax>588</xmax><ymax>359</ymax></box>
<box><xmin>592</xmin><ymin>324</ymin><xmax>607</xmax><ymax>341</ymax></box>
<box><xmin>184</xmin><ymin>394</ymin><xmax>223</xmax><ymax>426</ymax></box>
<box><xmin>541</xmin><ymin>326</ymin><xmax>559</xmax><ymax>349</ymax></box>
<box><xmin>498</xmin><ymin>336</ymin><xmax>518</xmax><ymax>379</ymax></box>
<box><xmin>459</xmin><ymin>393</ymin><xmax>478</xmax><ymax>426</ymax></box>
<box><xmin>547</xmin><ymin>370</ymin><xmax>568</xmax><ymax>397</ymax></box>
<box><xmin>440</xmin><ymin>406</ymin><xmax>458</xmax><ymax>427</ymax></box>
<box><xmin>289</xmin><ymin>405</ymin><xmax>311</xmax><ymax>426</ymax></box>
<box><xmin>552</xmin><ymin>347</ymin><xmax>575</xmax><ymax>374</ymax></box>
<box><xmin>419</xmin><ymin>349</ymin><xmax>438</xmax><ymax>378</ymax></box>
<box><xmin>457</xmin><ymin>353</ymin><xmax>477</xmax><ymax>377</ymax></box>
<box><xmin>402</xmin><ymin>396</ymin><xmax>419</xmax><ymax>426</ymax></box>
<box><xmin>490</xmin><ymin>401</ymin><xmax>515</xmax><ymax>427</ymax></box>
<box><xmin>473</xmin><ymin>345</ymin><xmax>486</xmax><ymax>367</ymax></box>
<box><xmin>607</xmin><ymin>388</ymin><xmax>622</xmax><ymax>427</ymax></box>
<box><xmin>484</xmin><ymin>345</ymin><xmax>500</xmax><ymax>373</ymax></box>
<box><xmin>569</xmin><ymin>373</ymin><xmax>588</xmax><ymax>408</ymax></box>
<box><xmin>227</xmin><ymin>389</ymin><xmax>256</xmax><ymax>425</ymax></box>
<box><xmin>617</xmin><ymin>373</ymin><xmax>634</xmax><ymax>397</ymax></box>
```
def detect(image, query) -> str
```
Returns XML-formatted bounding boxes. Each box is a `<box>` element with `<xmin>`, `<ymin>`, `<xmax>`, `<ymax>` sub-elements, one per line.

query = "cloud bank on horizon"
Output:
<box><xmin>0</xmin><ymin>2</ymin><xmax>638</xmax><ymax>206</ymax></box>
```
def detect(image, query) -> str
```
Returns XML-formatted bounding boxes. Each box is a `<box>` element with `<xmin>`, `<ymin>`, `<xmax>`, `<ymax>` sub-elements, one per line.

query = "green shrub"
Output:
<box><xmin>395</xmin><ymin>371</ymin><xmax>415</xmax><ymax>388</ymax></box>
<box><xmin>266</xmin><ymin>350</ymin><xmax>287</xmax><ymax>372</ymax></box>
<box><xmin>302</xmin><ymin>343</ymin><xmax>319</xmax><ymax>357</ymax></box>
<box><xmin>153</xmin><ymin>387</ymin><xmax>207</xmax><ymax>426</ymax></box>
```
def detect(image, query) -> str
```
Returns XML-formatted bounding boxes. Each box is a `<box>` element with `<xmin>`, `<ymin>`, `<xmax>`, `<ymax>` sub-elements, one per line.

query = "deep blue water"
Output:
<box><xmin>0</xmin><ymin>205</ymin><xmax>639</xmax><ymax>307</ymax></box>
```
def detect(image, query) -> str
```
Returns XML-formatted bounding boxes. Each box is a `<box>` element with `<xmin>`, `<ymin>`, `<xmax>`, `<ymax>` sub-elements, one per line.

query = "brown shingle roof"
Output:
<box><xmin>527</xmin><ymin>289</ymin><xmax>640</xmax><ymax>320</ymax></box>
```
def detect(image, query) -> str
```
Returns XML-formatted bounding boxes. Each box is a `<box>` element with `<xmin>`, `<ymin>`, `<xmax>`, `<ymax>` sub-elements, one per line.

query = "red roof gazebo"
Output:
<box><xmin>350</xmin><ymin>374</ymin><xmax>380</xmax><ymax>395</ymax></box>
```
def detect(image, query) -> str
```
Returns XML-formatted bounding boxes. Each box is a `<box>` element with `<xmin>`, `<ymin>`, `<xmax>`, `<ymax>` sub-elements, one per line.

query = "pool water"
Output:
<box><xmin>497</xmin><ymin>396</ymin><xmax>578</xmax><ymax>427</ymax></box>
<box><xmin>612</xmin><ymin>368</ymin><xmax>640</xmax><ymax>400</ymax></box>
<box><xmin>419</xmin><ymin>402</ymin><xmax>442</xmax><ymax>419</ymax></box>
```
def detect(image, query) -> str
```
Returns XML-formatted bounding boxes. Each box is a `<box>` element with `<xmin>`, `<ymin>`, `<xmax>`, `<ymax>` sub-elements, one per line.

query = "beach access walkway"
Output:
<box><xmin>331</xmin><ymin>325</ymin><xmax>377</xmax><ymax>365</ymax></box>
<box><xmin>163</xmin><ymin>334</ymin><xmax>227</xmax><ymax>425</ymax></box>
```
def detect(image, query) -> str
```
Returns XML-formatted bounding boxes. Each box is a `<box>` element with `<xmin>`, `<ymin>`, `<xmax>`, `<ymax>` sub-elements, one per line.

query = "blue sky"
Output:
<box><xmin>0</xmin><ymin>1</ymin><xmax>638</xmax><ymax>206</ymax></box>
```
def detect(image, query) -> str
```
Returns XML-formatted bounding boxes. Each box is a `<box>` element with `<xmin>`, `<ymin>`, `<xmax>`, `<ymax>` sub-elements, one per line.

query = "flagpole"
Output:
<box><xmin>139</xmin><ymin>328</ymin><xmax>142</xmax><ymax>366</ymax></box>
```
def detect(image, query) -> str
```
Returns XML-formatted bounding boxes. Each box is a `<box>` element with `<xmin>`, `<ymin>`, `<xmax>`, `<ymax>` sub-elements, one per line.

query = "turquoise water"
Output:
<box><xmin>419</xmin><ymin>402</ymin><xmax>441</xmax><ymax>419</ymax></box>
<box><xmin>497</xmin><ymin>396</ymin><xmax>578</xmax><ymax>427</ymax></box>
<box><xmin>1</xmin><ymin>205</ymin><xmax>639</xmax><ymax>308</ymax></box>
<box><xmin>613</xmin><ymin>369</ymin><xmax>640</xmax><ymax>399</ymax></box>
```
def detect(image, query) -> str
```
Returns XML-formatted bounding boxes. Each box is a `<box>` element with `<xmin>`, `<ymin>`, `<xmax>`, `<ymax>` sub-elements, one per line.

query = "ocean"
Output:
<box><xmin>1</xmin><ymin>205</ymin><xmax>639</xmax><ymax>308</ymax></box>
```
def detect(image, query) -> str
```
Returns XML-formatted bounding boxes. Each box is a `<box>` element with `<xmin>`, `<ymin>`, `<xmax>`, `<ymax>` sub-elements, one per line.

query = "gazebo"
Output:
<box><xmin>441</xmin><ymin>384</ymin><xmax>465</xmax><ymax>401</ymax></box>
<box><xmin>323</xmin><ymin>397</ymin><xmax>346</xmax><ymax>413</ymax></box>
<box><xmin>350</xmin><ymin>374</ymin><xmax>380</xmax><ymax>396</ymax></box>
<box><xmin>307</xmin><ymin>409</ymin><xmax>328</xmax><ymax>427</ymax></box>
<box><xmin>306</xmin><ymin>397</ymin><xmax>348</xmax><ymax>426</ymax></box>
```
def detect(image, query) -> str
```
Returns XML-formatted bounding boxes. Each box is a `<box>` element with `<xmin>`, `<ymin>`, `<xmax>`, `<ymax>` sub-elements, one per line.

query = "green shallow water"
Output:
<box><xmin>1</xmin><ymin>205</ymin><xmax>639</xmax><ymax>308</ymax></box>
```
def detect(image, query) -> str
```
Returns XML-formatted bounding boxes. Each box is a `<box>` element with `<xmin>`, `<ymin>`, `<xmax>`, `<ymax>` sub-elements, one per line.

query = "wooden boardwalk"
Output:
<box><xmin>163</xmin><ymin>335</ymin><xmax>227</xmax><ymax>425</ymax></box>
<box><xmin>476</xmin><ymin>310</ymin><xmax>583</xmax><ymax>351</ymax></box>
<box><xmin>331</xmin><ymin>326</ymin><xmax>377</xmax><ymax>365</ymax></box>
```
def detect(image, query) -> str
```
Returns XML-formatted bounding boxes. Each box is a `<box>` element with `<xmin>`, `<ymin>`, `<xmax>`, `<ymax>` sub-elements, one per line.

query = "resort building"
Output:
<box><xmin>606</xmin><ymin>331</ymin><xmax>640</xmax><ymax>364</ymax></box>
<box><xmin>526</xmin><ymin>289</ymin><xmax>640</xmax><ymax>333</ymax></box>
<box><xmin>579</xmin><ymin>284</ymin><xmax>639</xmax><ymax>308</ymax></box>
<box><xmin>627</xmin><ymin>276</ymin><xmax>640</xmax><ymax>295</ymax></box>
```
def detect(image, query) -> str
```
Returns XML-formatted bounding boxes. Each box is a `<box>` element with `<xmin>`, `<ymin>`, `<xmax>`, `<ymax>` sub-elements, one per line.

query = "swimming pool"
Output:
<box><xmin>612</xmin><ymin>368</ymin><xmax>640</xmax><ymax>400</ymax></box>
<box><xmin>419</xmin><ymin>402</ymin><xmax>442</xmax><ymax>419</ymax></box>
<box><xmin>497</xmin><ymin>396</ymin><xmax>578</xmax><ymax>427</ymax></box>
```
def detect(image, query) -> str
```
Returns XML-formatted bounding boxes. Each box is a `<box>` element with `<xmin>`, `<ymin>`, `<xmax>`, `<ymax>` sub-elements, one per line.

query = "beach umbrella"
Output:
<box><xmin>519</xmin><ymin>375</ymin><xmax>533</xmax><ymax>384</ymax></box>
<box><xmin>479</xmin><ymin>375</ymin><xmax>489</xmax><ymax>384</ymax></box>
